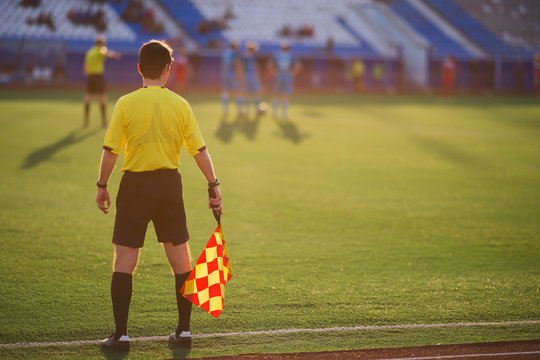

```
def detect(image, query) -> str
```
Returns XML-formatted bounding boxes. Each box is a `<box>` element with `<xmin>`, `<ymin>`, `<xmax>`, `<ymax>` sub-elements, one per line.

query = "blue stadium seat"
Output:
<box><xmin>423</xmin><ymin>0</ymin><xmax>532</xmax><ymax>58</ymax></box>
<box><xmin>158</xmin><ymin>0</ymin><xmax>226</xmax><ymax>48</ymax></box>
<box><xmin>390</xmin><ymin>0</ymin><xmax>472</xmax><ymax>58</ymax></box>
<box><xmin>107</xmin><ymin>0</ymin><xmax>168</xmax><ymax>43</ymax></box>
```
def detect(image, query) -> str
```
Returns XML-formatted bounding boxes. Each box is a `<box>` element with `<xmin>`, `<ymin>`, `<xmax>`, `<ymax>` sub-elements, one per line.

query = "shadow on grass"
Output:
<box><xmin>215</xmin><ymin>114</ymin><xmax>262</xmax><ymax>143</ymax></box>
<box><xmin>100</xmin><ymin>347</ymin><xmax>129</xmax><ymax>360</ymax></box>
<box><xmin>274</xmin><ymin>117</ymin><xmax>309</xmax><ymax>144</ymax></box>
<box><xmin>359</xmin><ymin>105</ymin><xmax>493</xmax><ymax>170</ymax></box>
<box><xmin>168</xmin><ymin>342</ymin><xmax>191</xmax><ymax>359</ymax></box>
<box><xmin>21</xmin><ymin>128</ymin><xmax>101</xmax><ymax>169</ymax></box>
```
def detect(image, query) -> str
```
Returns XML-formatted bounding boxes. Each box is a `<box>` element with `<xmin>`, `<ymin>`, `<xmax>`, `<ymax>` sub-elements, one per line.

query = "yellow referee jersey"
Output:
<box><xmin>103</xmin><ymin>86</ymin><xmax>206</xmax><ymax>172</ymax></box>
<box><xmin>85</xmin><ymin>45</ymin><xmax>107</xmax><ymax>75</ymax></box>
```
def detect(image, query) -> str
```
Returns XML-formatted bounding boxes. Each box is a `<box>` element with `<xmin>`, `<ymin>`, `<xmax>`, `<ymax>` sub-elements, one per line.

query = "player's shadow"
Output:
<box><xmin>237</xmin><ymin>115</ymin><xmax>261</xmax><ymax>141</ymax></box>
<box><xmin>21</xmin><ymin>128</ymin><xmax>100</xmax><ymax>169</ymax></box>
<box><xmin>215</xmin><ymin>115</ymin><xmax>236</xmax><ymax>143</ymax></box>
<box><xmin>168</xmin><ymin>342</ymin><xmax>191</xmax><ymax>358</ymax></box>
<box><xmin>274</xmin><ymin>117</ymin><xmax>308</xmax><ymax>144</ymax></box>
<box><xmin>100</xmin><ymin>348</ymin><xmax>129</xmax><ymax>360</ymax></box>
<box><xmin>215</xmin><ymin>115</ymin><xmax>261</xmax><ymax>143</ymax></box>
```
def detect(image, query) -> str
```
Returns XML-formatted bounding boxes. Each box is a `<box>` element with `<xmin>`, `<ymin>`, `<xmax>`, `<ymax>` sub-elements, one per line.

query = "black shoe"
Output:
<box><xmin>101</xmin><ymin>333</ymin><xmax>130</xmax><ymax>351</ymax></box>
<box><xmin>168</xmin><ymin>331</ymin><xmax>192</xmax><ymax>348</ymax></box>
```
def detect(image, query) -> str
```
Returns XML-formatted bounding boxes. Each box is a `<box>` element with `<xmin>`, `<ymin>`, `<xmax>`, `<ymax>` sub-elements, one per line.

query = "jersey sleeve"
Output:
<box><xmin>103</xmin><ymin>99</ymin><xmax>126</xmax><ymax>155</ymax></box>
<box><xmin>183</xmin><ymin>104</ymin><xmax>206</xmax><ymax>156</ymax></box>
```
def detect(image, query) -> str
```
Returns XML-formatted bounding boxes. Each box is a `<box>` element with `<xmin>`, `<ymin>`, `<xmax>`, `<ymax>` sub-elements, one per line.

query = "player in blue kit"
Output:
<box><xmin>241</xmin><ymin>41</ymin><xmax>264</xmax><ymax>117</ymax></box>
<box><xmin>221</xmin><ymin>41</ymin><xmax>244</xmax><ymax>118</ymax></box>
<box><xmin>272</xmin><ymin>42</ymin><xmax>301</xmax><ymax>119</ymax></box>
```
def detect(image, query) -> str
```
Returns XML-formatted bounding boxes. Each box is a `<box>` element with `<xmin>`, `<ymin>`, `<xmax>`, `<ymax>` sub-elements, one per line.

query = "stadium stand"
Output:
<box><xmin>0</xmin><ymin>0</ymin><xmax>135</xmax><ymax>43</ymax></box>
<box><xmin>423</xmin><ymin>0</ymin><xmax>532</xmax><ymax>58</ymax></box>
<box><xmin>0</xmin><ymin>0</ymin><xmax>536</xmax><ymax>92</ymax></box>
<box><xmin>175</xmin><ymin>0</ymin><xmax>378</xmax><ymax>56</ymax></box>
<box><xmin>349</xmin><ymin>1</ymin><xmax>432</xmax><ymax>87</ymax></box>
<box><xmin>453</xmin><ymin>0</ymin><xmax>540</xmax><ymax>53</ymax></box>
<box><xmin>339</xmin><ymin>2</ymin><xmax>399</xmax><ymax>58</ymax></box>
<box><xmin>0</xmin><ymin>0</ymin><xmax>192</xmax><ymax>52</ymax></box>
<box><xmin>108</xmin><ymin>0</ymin><xmax>174</xmax><ymax>42</ymax></box>
<box><xmin>158</xmin><ymin>0</ymin><xmax>226</xmax><ymax>49</ymax></box>
<box><xmin>389</xmin><ymin>0</ymin><xmax>474</xmax><ymax>58</ymax></box>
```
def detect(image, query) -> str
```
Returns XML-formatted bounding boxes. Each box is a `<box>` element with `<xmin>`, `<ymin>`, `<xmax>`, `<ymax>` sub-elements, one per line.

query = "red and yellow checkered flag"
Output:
<box><xmin>180</xmin><ymin>224</ymin><xmax>232</xmax><ymax>318</ymax></box>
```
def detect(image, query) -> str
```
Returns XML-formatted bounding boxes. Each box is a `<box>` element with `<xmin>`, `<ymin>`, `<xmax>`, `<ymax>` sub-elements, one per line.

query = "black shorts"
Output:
<box><xmin>86</xmin><ymin>74</ymin><xmax>105</xmax><ymax>94</ymax></box>
<box><xmin>112</xmin><ymin>169</ymin><xmax>189</xmax><ymax>248</ymax></box>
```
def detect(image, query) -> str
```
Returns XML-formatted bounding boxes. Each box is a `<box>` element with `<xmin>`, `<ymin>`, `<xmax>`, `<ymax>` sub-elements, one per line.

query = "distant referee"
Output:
<box><xmin>84</xmin><ymin>36</ymin><xmax>121</xmax><ymax>128</ymax></box>
<box><xmin>96</xmin><ymin>40</ymin><xmax>222</xmax><ymax>351</ymax></box>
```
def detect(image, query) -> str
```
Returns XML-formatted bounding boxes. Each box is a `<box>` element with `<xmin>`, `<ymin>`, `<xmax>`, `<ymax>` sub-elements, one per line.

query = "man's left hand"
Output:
<box><xmin>209</xmin><ymin>186</ymin><xmax>223</xmax><ymax>215</ymax></box>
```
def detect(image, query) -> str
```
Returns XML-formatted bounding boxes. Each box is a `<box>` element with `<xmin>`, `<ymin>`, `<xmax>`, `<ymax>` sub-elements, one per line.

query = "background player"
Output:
<box><xmin>271</xmin><ymin>42</ymin><xmax>301</xmax><ymax>119</ymax></box>
<box><xmin>84</xmin><ymin>36</ymin><xmax>121</xmax><ymax>128</ymax></box>
<box><xmin>173</xmin><ymin>47</ymin><xmax>191</xmax><ymax>94</ymax></box>
<box><xmin>221</xmin><ymin>41</ymin><xmax>244</xmax><ymax>118</ymax></box>
<box><xmin>534</xmin><ymin>52</ymin><xmax>540</xmax><ymax>99</ymax></box>
<box><xmin>241</xmin><ymin>41</ymin><xmax>263</xmax><ymax>117</ymax></box>
<box><xmin>441</xmin><ymin>55</ymin><xmax>458</xmax><ymax>96</ymax></box>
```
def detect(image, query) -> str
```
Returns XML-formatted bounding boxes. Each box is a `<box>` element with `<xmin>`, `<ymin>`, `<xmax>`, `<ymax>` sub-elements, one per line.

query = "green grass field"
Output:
<box><xmin>0</xmin><ymin>90</ymin><xmax>539</xmax><ymax>359</ymax></box>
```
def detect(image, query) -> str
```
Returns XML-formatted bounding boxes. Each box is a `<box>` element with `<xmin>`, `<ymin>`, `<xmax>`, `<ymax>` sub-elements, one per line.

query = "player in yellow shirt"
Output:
<box><xmin>84</xmin><ymin>36</ymin><xmax>121</xmax><ymax>128</ymax></box>
<box><xmin>96</xmin><ymin>40</ymin><xmax>222</xmax><ymax>351</ymax></box>
<box><xmin>352</xmin><ymin>57</ymin><xmax>364</xmax><ymax>93</ymax></box>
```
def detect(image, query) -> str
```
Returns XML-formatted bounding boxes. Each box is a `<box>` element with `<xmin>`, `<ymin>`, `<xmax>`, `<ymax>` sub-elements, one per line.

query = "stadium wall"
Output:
<box><xmin>0</xmin><ymin>42</ymin><xmax>536</xmax><ymax>94</ymax></box>
<box><xmin>53</xmin><ymin>50</ymin><xmax>540</xmax><ymax>94</ymax></box>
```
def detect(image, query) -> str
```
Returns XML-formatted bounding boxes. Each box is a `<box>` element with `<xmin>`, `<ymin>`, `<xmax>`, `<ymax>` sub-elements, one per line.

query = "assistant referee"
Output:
<box><xmin>84</xmin><ymin>36</ymin><xmax>120</xmax><ymax>128</ymax></box>
<box><xmin>96</xmin><ymin>40</ymin><xmax>222</xmax><ymax>351</ymax></box>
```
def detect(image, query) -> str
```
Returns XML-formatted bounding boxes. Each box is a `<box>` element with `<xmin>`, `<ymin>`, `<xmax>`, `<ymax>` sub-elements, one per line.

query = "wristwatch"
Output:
<box><xmin>208</xmin><ymin>178</ymin><xmax>220</xmax><ymax>188</ymax></box>
<box><xmin>96</xmin><ymin>181</ymin><xmax>107</xmax><ymax>188</ymax></box>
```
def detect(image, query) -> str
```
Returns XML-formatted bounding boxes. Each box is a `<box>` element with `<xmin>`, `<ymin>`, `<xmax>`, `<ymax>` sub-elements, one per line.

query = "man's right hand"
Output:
<box><xmin>96</xmin><ymin>188</ymin><xmax>111</xmax><ymax>214</ymax></box>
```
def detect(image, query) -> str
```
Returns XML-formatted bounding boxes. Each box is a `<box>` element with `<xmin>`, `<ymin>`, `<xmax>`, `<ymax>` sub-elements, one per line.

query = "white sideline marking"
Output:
<box><xmin>1</xmin><ymin>320</ymin><xmax>539</xmax><ymax>348</ymax></box>
<box><xmin>381</xmin><ymin>351</ymin><xmax>540</xmax><ymax>360</ymax></box>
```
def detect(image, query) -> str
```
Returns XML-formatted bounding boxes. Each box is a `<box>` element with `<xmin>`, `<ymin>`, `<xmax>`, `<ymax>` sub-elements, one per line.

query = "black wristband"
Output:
<box><xmin>96</xmin><ymin>181</ymin><xmax>107</xmax><ymax>188</ymax></box>
<box><xmin>208</xmin><ymin>178</ymin><xmax>220</xmax><ymax>188</ymax></box>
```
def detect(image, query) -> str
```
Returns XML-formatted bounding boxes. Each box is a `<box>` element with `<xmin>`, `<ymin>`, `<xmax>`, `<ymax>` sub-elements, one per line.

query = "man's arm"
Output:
<box><xmin>106</xmin><ymin>49</ymin><xmax>122</xmax><ymax>60</ymax></box>
<box><xmin>96</xmin><ymin>150</ymin><xmax>118</xmax><ymax>214</ymax></box>
<box><xmin>194</xmin><ymin>149</ymin><xmax>222</xmax><ymax>215</ymax></box>
<box><xmin>235</xmin><ymin>58</ymin><xmax>245</xmax><ymax>89</ymax></box>
<box><xmin>292</xmin><ymin>60</ymin><xmax>302</xmax><ymax>77</ymax></box>
<box><xmin>266</xmin><ymin>58</ymin><xmax>276</xmax><ymax>77</ymax></box>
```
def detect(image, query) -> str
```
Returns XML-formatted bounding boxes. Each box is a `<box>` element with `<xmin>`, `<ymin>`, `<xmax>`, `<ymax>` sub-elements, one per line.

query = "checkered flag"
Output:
<box><xmin>180</xmin><ymin>224</ymin><xmax>232</xmax><ymax>318</ymax></box>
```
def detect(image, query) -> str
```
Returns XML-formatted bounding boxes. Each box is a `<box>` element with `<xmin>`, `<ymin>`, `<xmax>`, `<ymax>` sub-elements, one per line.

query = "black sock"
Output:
<box><xmin>111</xmin><ymin>272</ymin><xmax>132</xmax><ymax>338</ymax></box>
<box><xmin>175</xmin><ymin>272</ymin><xmax>192</xmax><ymax>335</ymax></box>
<box><xmin>100</xmin><ymin>104</ymin><xmax>106</xmax><ymax>125</ymax></box>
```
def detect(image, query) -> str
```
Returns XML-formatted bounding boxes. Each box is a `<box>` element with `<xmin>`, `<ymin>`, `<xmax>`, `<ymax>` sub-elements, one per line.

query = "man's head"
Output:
<box><xmin>246</xmin><ymin>41</ymin><xmax>259</xmax><ymax>54</ymax></box>
<box><xmin>96</xmin><ymin>36</ymin><xmax>107</xmax><ymax>46</ymax></box>
<box><xmin>138</xmin><ymin>40</ymin><xmax>174</xmax><ymax>79</ymax></box>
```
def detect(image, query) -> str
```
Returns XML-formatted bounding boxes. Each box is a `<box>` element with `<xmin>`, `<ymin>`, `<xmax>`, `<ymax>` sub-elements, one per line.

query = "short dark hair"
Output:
<box><xmin>138</xmin><ymin>40</ymin><xmax>174</xmax><ymax>79</ymax></box>
<box><xmin>95</xmin><ymin>35</ymin><xmax>106</xmax><ymax>45</ymax></box>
